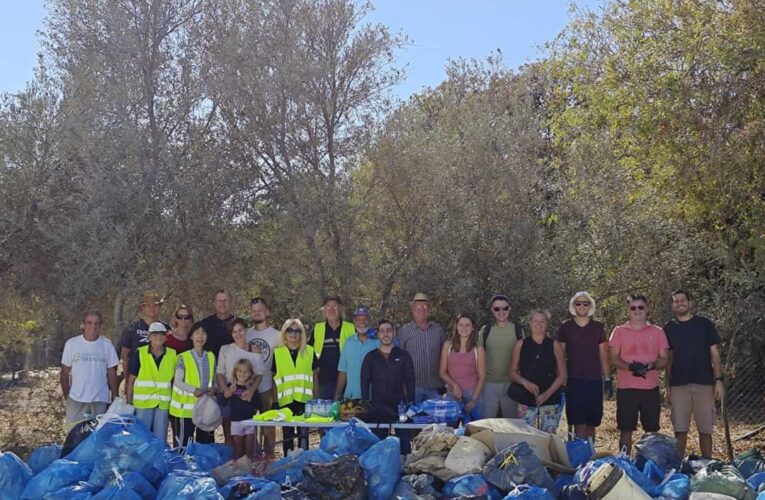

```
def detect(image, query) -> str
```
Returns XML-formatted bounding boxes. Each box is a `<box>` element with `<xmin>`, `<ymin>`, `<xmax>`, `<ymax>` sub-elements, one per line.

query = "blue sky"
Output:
<box><xmin>0</xmin><ymin>0</ymin><xmax>603</xmax><ymax>100</ymax></box>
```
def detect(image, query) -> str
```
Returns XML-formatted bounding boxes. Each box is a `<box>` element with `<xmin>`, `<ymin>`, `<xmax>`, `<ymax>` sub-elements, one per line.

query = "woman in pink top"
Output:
<box><xmin>439</xmin><ymin>313</ymin><xmax>486</xmax><ymax>417</ymax></box>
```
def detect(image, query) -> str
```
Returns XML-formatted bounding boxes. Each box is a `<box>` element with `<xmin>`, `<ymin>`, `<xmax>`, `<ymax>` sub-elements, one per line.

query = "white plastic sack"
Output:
<box><xmin>192</xmin><ymin>394</ymin><xmax>222</xmax><ymax>432</ymax></box>
<box><xmin>106</xmin><ymin>397</ymin><xmax>135</xmax><ymax>416</ymax></box>
<box><xmin>444</xmin><ymin>436</ymin><xmax>492</xmax><ymax>475</ymax></box>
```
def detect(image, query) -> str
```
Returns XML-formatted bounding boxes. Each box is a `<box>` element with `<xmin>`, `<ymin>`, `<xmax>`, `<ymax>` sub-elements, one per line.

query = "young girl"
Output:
<box><xmin>226</xmin><ymin>359</ymin><xmax>260</xmax><ymax>458</ymax></box>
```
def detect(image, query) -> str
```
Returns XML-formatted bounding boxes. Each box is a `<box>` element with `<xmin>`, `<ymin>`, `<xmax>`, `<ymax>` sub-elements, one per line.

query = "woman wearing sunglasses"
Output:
<box><xmin>272</xmin><ymin>319</ymin><xmax>318</xmax><ymax>454</ymax></box>
<box><xmin>165</xmin><ymin>305</ymin><xmax>194</xmax><ymax>354</ymax></box>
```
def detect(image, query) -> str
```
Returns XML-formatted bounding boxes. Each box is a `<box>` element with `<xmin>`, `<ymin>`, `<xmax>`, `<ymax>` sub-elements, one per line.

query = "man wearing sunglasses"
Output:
<box><xmin>556</xmin><ymin>291</ymin><xmax>610</xmax><ymax>441</ymax></box>
<box><xmin>477</xmin><ymin>293</ymin><xmax>525</xmax><ymax>419</ymax></box>
<box><xmin>608</xmin><ymin>293</ymin><xmax>670</xmax><ymax>453</ymax></box>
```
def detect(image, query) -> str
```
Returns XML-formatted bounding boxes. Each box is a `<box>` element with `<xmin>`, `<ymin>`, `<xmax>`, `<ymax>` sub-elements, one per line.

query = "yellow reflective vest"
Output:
<box><xmin>312</xmin><ymin>321</ymin><xmax>355</xmax><ymax>357</ymax></box>
<box><xmin>133</xmin><ymin>345</ymin><xmax>177</xmax><ymax>410</ymax></box>
<box><xmin>169</xmin><ymin>350</ymin><xmax>215</xmax><ymax>418</ymax></box>
<box><xmin>274</xmin><ymin>345</ymin><xmax>315</xmax><ymax>407</ymax></box>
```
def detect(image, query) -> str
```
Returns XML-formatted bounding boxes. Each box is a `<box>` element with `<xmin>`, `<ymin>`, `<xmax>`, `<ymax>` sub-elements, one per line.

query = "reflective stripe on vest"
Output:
<box><xmin>312</xmin><ymin>321</ymin><xmax>355</xmax><ymax>358</ymax></box>
<box><xmin>133</xmin><ymin>346</ymin><xmax>177</xmax><ymax>410</ymax></box>
<box><xmin>274</xmin><ymin>345</ymin><xmax>314</xmax><ymax>407</ymax></box>
<box><xmin>169</xmin><ymin>350</ymin><xmax>214</xmax><ymax>418</ymax></box>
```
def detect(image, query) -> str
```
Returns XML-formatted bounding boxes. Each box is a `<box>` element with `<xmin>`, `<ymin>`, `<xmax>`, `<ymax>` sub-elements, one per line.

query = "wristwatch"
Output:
<box><xmin>714</xmin><ymin>376</ymin><xmax>725</xmax><ymax>382</ymax></box>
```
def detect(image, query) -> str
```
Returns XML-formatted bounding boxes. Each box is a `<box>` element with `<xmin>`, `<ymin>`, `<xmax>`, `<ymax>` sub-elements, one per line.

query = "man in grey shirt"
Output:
<box><xmin>245</xmin><ymin>297</ymin><xmax>280</xmax><ymax>458</ymax></box>
<box><xmin>398</xmin><ymin>292</ymin><xmax>447</xmax><ymax>403</ymax></box>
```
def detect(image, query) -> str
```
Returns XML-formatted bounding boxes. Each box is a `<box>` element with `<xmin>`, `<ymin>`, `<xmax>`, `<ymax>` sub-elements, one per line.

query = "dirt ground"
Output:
<box><xmin>1</xmin><ymin>368</ymin><xmax>762</xmax><ymax>462</ymax></box>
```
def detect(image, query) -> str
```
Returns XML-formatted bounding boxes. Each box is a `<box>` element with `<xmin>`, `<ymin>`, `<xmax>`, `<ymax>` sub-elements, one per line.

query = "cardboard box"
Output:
<box><xmin>465</xmin><ymin>418</ymin><xmax>575</xmax><ymax>473</ymax></box>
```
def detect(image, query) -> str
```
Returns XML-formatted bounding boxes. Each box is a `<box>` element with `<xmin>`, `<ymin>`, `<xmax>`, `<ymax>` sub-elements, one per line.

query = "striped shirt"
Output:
<box><xmin>398</xmin><ymin>321</ymin><xmax>447</xmax><ymax>390</ymax></box>
<box><xmin>174</xmin><ymin>349</ymin><xmax>213</xmax><ymax>393</ymax></box>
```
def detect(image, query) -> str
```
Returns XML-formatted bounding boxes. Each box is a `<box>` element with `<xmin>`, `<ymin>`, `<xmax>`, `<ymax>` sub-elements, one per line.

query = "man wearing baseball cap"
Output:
<box><xmin>119</xmin><ymin>290</ymin><xmax>170</xmax><ymax>388</ymax></box>
<box><xmin>334</xmin><ymin>306</ymin><xmax>380</xmax><ymax>400</ymax></box>
<box><xmin>308</xmin><ymin>295</ymin><xmax>355</xmax><ymax>400</ymax></box>
<box><xmin>398</xmin><ymin>293</ymin><xmax>448</xmax><ymax>403</ymax></box>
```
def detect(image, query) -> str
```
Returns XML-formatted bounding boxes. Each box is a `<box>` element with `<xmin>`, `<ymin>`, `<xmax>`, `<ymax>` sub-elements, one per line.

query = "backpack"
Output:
<box><xmin>480</xmin><ymin>321</ymin><xmax>525</xmax><ymax>345</ymax></box>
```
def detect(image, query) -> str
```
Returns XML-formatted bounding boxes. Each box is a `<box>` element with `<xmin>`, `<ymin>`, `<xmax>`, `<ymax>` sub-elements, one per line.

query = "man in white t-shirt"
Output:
<box><xmin>60</xmin><ymin>310</ymin><xmax>120</xmax><ymax>423</ymax></box>
<box><xmin>245</xmin><ymin>297</ymin><xmax>281</xmax><ymax>457</ymax></box>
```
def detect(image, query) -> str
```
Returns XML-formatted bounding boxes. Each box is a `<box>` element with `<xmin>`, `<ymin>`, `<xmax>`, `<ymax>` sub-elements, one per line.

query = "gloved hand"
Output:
<box><xmin>628</xmin><ymin>362</ymin><xmax>648</xmax><ymax>378</ymax></box>
<box><xmin>603</xmin><ymin>377</ymin><xmax>614</xmax><ymax>399</ymax></box>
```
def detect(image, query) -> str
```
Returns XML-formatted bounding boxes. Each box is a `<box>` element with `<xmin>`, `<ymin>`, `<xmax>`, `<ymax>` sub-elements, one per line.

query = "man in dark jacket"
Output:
<box><xmin>361</xmin><ymin>318</ymin><xmax>415</xmax><ymax>453</ymax></box>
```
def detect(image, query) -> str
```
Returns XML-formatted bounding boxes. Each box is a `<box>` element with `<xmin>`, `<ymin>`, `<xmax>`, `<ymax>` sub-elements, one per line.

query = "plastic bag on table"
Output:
<box><xmin>0</xmin><ymin>451</ymin><xmax>34</xmax><ymax>500</ymax></box>
<box><xmin>319</xmin><ymin>417</ymin><xmax>380</xmax><ymax>456</ymax></box>
<box><xmin>735</xmin><ymin>450</ymin><xmax>765</xmax><ymax>480</ymax></box>
<box><xmin>28</xmin><ymin>445</ymin><xmax>63</xmax><ymax>474</ymax></box>
<box><xmin>155</xmin><ymin>471</ymin><xmax>222</xmax><ymax>500</ymax></box>
<box><xmin>87</xmin><ymin>415</ymin><xmax>166</xmax><ymax>487</ymax></box>
<box><xmin>503</xmin><ymin>483</ymin><xmax>556</xmax><ymax>499</ymax></box>
<box><xmin>297</xmin><ymin>454</ymin><xmax>366</xmax><ymax>500</ymax></box>
<box><xmin>442</xmin><ymin>474</ymin><xmax>504</xmax><ymax>499</ymax></box>
<box><xmin>186</xmin><ymin>442</ymin><xmax>228</xmax><ymax>471</ymax></box>
<box><xmin>62</xmin><ymin>419</ymin><xmax>99</xmax><ymax>459</ymax></box>
<box><xmin>218</xmin><ymin>476</ymin><xmax>282</xmax><ymax>500</ymax></box>
<box><xmin>265</xmin><ymin>449</ymin><xmax>335</xmax><ymax>484</ymax></box>
<box><xmin>192</xmin><ymin>395</ymin><xmax>222</xmax><ymax>432</ymax></box>
<box><xmin>43</xmin><ymin>481</ymin><xmax>99</xmax><ymax>500</ymax></box>
<box><xmin>419</xmin><ymin>399</ymin><xmax>461</xmax><ymax>426</ymax></box>
<box><xmin>482</xmin><ymin>442</ymin><xmax>555</xmax><ymax>492</ymax></box>
<box><xmin>658</xmin><ymin>473</ymin><xmax>691</xmax><ymax>499</ymax></box>
<box><xmin>634</xmin><ymin>433</ymin><xmax>681</xmax><ymax>473</ymax></box>
<box><xmin>691</xmin><ymin>461</ymin><xmax>757</xmax><ymax>500</ymax></box>
<box><xmin>21</xmin><ymin>459</ymin><xmax>92</xmax><ymax>499</ymax></box>
<box><xmin>444</xmin><ymin>436</ymin><xmax>492</xmax><ymax>475</ymax></box>
<box><xmin>359</xmin><ymin>436</ymin><xmax>401</xmax><ymax>500</ymax></box>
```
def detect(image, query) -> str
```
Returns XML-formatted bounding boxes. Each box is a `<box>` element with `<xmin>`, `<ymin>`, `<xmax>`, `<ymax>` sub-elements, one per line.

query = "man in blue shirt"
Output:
<box><xmin>334</xmin><ymin>307</ymin><xmax>380</xmax><ymax>400</ymax></box>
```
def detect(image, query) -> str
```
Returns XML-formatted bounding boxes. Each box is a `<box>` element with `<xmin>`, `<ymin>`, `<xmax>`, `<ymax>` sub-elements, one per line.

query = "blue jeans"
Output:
<box><xmin>135</xmin><ymin>407</ymin><xmax>169</xmax><ymax>442</ymax></box>
<box><xmin>414</xmin><ymin>387</ymin><xmax>441</xmax><ymax>404</ymax></box>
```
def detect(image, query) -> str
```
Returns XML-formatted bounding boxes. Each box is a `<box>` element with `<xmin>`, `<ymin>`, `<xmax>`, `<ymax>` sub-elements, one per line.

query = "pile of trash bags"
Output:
<box><xmin>3</xmin><ymin>415</ymin><xmax>765</xmax><ymax>499</ymax></box>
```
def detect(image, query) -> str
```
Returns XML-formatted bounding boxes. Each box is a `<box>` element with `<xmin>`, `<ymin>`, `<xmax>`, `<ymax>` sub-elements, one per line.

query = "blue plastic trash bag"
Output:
<box><xmin>186</xmin><ymin>442</ymin><xmax>227</xmax><ymax>471</ymax></box>
<box><xmin>62</xmin><ymin>420</ymin><xmax>98</xmax><ymax>458</ymax></box>
<box><xmin>748</xmin><ymin>472</ymin><xmax>765</xmax><ymax>492</ymax></box>
<box><xmin>21</xmin><ymin>459</ymin><xmax>92</xmax><ymax>499</ymax></box>
<box><xmin>634</xmin><ymin>433</ymin><xmax>681</xmax><ymax>473</ymax></box>
<box><xmin>43</xmin><ymin>481</ymin><xmax>99</xmax><ymax>500</ymax></box>
<box><xmin>483</xmin><ymin>442</ymin><xmax>555</xmax><ymax>492</ymax></box>
<box><xmin>503</xmin><ymin>484</ymin><xmax>555</xmax><ymax>499</ymax></box>
<box><xmin>552</xmin><ymin>474</ymin><xmax>574</xmax><ymax>497</ymax></box>
<box><xmin>320</xmin><ymin>418</ymin><xmax>380</xmax><ymax>456</ymax></box>
<box><xmin>658</xmin><ymin>473</ymin><xmax>691</xmax><ymax>499</ymax></box>
<box><xmin>735</xmin><ymin>450</ymin><xmax>765</xmax><ymax>479</ymax></box>
<box><xmin>218</xmin><ymin>476</ymin><xmax>281</xmax><ymax>500</ymax></box>
<box><xmin>443</xmin><ymin>474</ymin><xmax>504</xmax><ymax>499</ymax></box>
<box><xmin>565</xmin><ymin>439</ymin><xmax>594</xmax><ymax>468</ymax></box>
<box><xmin>265</xmin><ymin>449</ymin><xmax>335</xmax><ymax>484</ymax></box>
<box><xmin>0</xmin><ymin>451</ymin><xmax>34</xmax><ymax>500</ymax></box>
<box><xmin>643</xmin><ymin>458</ymin><xmax>666</xmax><ymax>485</ymax></box>
<box><xmin>419</xmin><ymin>399</ymin><xmax>462</xmax><ymax>425</ymax></box>
<box><xmin>207</xmin><ymin>444</ymin><xmax>234</xmax><ymax>464</ymax></box>
<box><xmin>359</xmin><ymin>437</ymin><xmax>401</xmax><ymax>500</ymax></box>
<box><xmin>575</xmin><ymin>455</ymin><xmax>658</xmax><ymax>496</ymax></box>
<box><xmin>28</xmin><ymin>445</ymin><xmax>63</xmax><ymax>475</ymax></box>
<box><xmin>156</xmin><ymin>471</ymin><xmax>222</xmax><ymax>500</ymax></box>
<box><xmin>91</xmin><ymin>472</ymin><xmax>156</xmax><ymax>500</ymax></box>
<box><xmin>88</xmin><ymin>416</ymin><xmax>166</xmax><ymax>487</ymax></box>
<box><xmin>66</xmin><ymin>432</ymin><xmax>99</xmax><ymax>467</ymax></box>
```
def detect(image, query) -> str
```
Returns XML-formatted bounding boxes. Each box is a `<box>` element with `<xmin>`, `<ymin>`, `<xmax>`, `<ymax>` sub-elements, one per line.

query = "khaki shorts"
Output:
<box><xmin>670</xmin><ymin>384</ymin><xmax>716</xmax><ymax>434</ymax></box>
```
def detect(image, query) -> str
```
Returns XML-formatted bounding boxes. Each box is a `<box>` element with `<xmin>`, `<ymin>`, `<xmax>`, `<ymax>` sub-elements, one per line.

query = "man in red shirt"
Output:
<box><xmin>608</xmin><ymin>293</ymin><xmax>670</xmax><ymax>453</ymax></box>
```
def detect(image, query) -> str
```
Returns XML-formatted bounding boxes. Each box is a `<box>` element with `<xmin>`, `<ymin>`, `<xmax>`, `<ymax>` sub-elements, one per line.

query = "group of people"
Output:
<box><xmin>59</xmin><ymin>287</ymin><xmax>725</xmax><ymax>459</ymax></box>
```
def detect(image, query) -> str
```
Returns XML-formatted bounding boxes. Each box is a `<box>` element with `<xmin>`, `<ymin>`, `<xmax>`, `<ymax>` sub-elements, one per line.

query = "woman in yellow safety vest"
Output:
<box><xmin>126</xmin><ymin>322</ymin><xmax>178</xmax><ymax>442</ymax></box>
<box><xmin>169</xmin><ymin>322</ymin><xmax>216</xmax><ymax>446</ymax></box>
<box><xmin>272</xmin><ymin>318</ymin><xmax>318</xmax><ymax>454</ymax></box>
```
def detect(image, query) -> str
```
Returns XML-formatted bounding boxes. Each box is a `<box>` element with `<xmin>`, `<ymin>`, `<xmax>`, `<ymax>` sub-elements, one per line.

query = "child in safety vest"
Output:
<box><xmin>225</xmin><ymin>359</ymin><xmax>260</xmax><ymax>458</ymax></box>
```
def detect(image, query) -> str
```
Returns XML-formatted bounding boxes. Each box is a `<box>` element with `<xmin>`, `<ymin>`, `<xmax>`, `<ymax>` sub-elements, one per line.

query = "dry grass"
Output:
<box><xmin>1</xmin><ymin>369</ymin><xmax>762</xmax><ymax>462</ymax></box>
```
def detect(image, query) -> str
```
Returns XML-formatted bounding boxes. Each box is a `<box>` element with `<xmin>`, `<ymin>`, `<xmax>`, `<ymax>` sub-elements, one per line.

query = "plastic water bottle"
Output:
<box><xmin>322</xmin><ymin>399</ymin><xmax>330</xmax><ymax>417</ymax></box>
<box><xmin>398</xmin><ymin>401</ymin><xmax>407</xmax><ymax>423</ymax></box>
<box><xmin>305</xmin><ymin>400</ymin><xmax>314</xmax><ymax>417</ymax></box>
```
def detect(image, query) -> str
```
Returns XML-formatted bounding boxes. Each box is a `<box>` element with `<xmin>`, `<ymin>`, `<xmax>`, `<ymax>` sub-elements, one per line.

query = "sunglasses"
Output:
<box><xmin>492</xmin><ymin>306</ymin><xmax>510</xmax><ymax>312</ymax></box>
<box><xmin>250</xmin><ymin>297</ymin><xmax>265</xmax><ymax>305</ymax></box>
<box><xmin>574</xmin><ymin>302</ymin><xmax>591</xmax><ymax>307</ymax></box>
<box><xmin>285</xmin><ymin>327</ymin><xmax>302</xmax><ymax>334</ymax></box>
<box><xmin>630</xmin><ymin>305</ymin><xmax>646</xmax><ymax>311</ymax></box>
<box><xmin>176</xmin><ymin>314</ymin><xmax>192</xmax><ymax>320</ymax></box>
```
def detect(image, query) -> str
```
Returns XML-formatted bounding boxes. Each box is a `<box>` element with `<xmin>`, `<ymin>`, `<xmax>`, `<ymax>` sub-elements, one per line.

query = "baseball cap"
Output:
<box><xmin>148</xmin><ymin>322</ymin><xmax>168</xmax><ymax>334</ymax></box>
<box><xmin>353</xmin><ymin>307</ymin><xmax>371</xmax><ymax>318</ymax></box>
